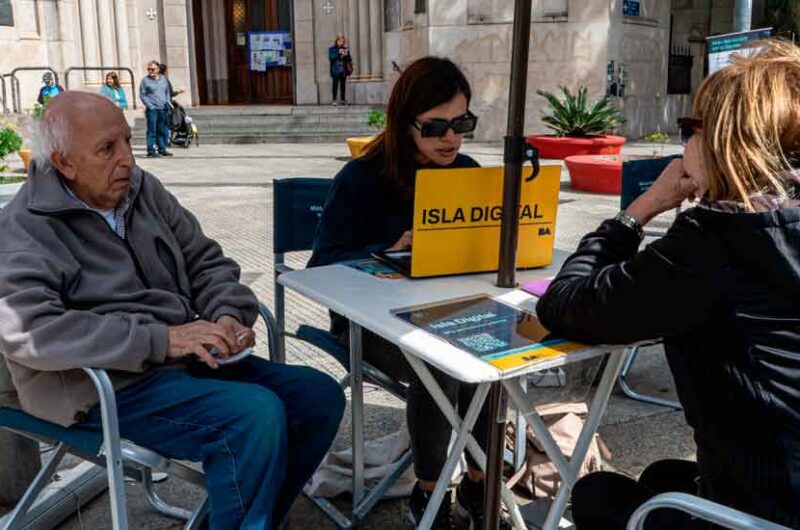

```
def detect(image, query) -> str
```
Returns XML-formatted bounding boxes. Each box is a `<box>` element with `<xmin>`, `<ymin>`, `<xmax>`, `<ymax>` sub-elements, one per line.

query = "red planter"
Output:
<box><xmin>527</xmin><ymin>134</ymin><xmax>627</xmax><ymax>160</ymax></box>
<box><xmin>565</xmin><ymin>155</ymin><xmax>623</xmax><ymax>194</ymax></box>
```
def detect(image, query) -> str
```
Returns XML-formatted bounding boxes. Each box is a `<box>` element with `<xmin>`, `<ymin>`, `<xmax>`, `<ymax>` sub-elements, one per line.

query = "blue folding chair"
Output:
<box><xmin>272</xmin><ymin>177</ymin><xmax>411</xmax><ymax>527</ymax></box>
<box><xmin>627</xmin><ymin>492</ymin><xmax>792</xmax><ymax>530</ymax></box>
<box><xmin>616</xmin><ymin>156</ymin><xmax>683</xmax><ymax>411</ymax></box>
<box><xmin>0</xmin><ymin>304</ymin><xmax>279</xmax><ymax>530</ymax></box>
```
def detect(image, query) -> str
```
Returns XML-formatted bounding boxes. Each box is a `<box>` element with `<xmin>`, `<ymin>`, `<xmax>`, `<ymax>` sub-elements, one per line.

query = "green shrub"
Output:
<box><xmin>0</xmin><ymin>125</ymin><xmax>23</xmax><ymax>173</ymax></box>
<box><xmin>537</xmin><ymin>85</ymin><xmax>623</xmax><ymax>137</ymax></box>
<box><xmin>367</xmin><ymin>108</ymin><xmax>387</xmax><ymax>130</ymax></box>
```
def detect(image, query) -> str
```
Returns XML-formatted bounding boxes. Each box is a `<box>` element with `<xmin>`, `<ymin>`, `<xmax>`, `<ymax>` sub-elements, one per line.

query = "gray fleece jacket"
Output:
<box><xmin>0</xmin><ymin>161</ymin><xmax>258</xmax><ymax>427</ymax></box>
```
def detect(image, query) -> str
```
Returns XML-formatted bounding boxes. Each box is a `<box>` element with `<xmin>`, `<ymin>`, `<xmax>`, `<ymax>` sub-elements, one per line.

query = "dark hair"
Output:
<box><xmin>360</xmin><ymin>56</ymin><xmax>472</xmax><ymax>197</ymax></box>
<box><xmin>105</xmin><ymin>71</ymin><xmax>121</xmax><ymax>89</ymax></box>
<box><xmin>159</xmin><ymin>63</ymin><xmax>167</xmax><ymax>75</ymax></box>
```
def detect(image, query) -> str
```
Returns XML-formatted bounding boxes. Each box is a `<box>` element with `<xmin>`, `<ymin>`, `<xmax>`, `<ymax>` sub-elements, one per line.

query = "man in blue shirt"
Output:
<box><xmin>138</xmin><ymin>61</ymin><xmax>172</xmax><ymax>158</ymax></box>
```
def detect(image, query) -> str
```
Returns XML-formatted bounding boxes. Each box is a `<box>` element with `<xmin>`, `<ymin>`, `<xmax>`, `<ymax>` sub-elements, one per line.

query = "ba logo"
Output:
<box><xmin>538</xmin><ymin>227</ymin><xmax>551</xmax><ymax>236</ymax></box>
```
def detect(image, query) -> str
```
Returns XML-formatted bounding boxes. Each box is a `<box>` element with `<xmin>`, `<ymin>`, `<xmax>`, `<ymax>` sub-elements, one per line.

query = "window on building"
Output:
<box><xmin>667</xmin><ymin>46</ymin><xmax>693</xmax><ymax>95</ymax></box>
<box><xmin>0</xmin><ymin>0</ymin><xmax>14</xmax><ymax>26</ymax></box>
<box><xmin>385</xmin><ymin>0</ymin><xmax>401</xmax><ymax>31</ymax></box>
<box><xmin>414</xmin><ymin>0</ymin><xmax>425</xmax><ymax>15</ymax></box>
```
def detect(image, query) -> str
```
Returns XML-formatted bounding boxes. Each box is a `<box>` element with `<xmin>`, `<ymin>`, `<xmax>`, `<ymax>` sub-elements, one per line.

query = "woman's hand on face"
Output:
<box><xmin>386</xmin><ymin>231</ymin><xmax>412</xmax><ymax>252</ymax></box>
<box><xmin>626</xmin><ymin>159</ymin><xmax>700</xmax><ymax>226</ymax></box>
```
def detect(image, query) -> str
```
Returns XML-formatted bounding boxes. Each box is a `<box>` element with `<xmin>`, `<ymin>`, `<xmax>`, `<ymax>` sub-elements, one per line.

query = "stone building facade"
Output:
<box><xmin>0</xmin><ymin>0</ymin><xmax>774</xmax><ymax>140</ymax></box>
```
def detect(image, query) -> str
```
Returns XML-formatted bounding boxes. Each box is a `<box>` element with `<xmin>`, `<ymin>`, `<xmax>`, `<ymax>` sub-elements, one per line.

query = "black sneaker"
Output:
<box><xmin>455</xmin><ymin>476</ymin><xmax>511</xmax><ymax>530</ymax></box>
<box><xmin>408</xmin><ymin>483</ymin><xmax>453</xmax><ymax>529</ymax></box>
<box><xmin>158</xmin><ymin>149</ymin><xmax>174</xmax><ymax>157</ymax></box>
<box><xmin>146</xmin><ymin>152</ymin><xmax>160</xmax><ymax>158</ymax></box>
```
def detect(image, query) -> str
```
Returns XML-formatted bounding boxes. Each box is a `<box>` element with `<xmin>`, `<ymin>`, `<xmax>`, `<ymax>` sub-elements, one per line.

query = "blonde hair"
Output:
<box><xmin>693</xmin><ymin>39</ymin><xmax>800</xmax><ymax>210</ymax></box>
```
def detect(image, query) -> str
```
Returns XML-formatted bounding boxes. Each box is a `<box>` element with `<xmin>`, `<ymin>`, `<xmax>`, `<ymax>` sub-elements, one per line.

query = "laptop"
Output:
<box><xmin>373</xmin><ymin>165</ymin><xmax>561</xmax><ymax>278</ymax></box>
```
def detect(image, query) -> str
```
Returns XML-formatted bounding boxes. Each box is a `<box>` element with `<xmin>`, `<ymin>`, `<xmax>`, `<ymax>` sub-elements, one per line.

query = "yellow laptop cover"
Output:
<box><xmin>411</xmin><ymin>165</ymin><xmax>561</xmax><ymax>277</ymax></box>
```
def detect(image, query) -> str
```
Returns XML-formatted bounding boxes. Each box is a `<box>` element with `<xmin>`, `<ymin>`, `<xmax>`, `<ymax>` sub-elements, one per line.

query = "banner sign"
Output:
<box><xmin>248</xmin><ymin>31</ymin><xmax>293</xmax><ymax>71</ymax></box>
<box><xmin>394</xmin><ymin>295</ymin><xmax>586</xmax><ymax>373</ymax></box>
<box><xmin>411</xmin><ymin>165</ymin><xmax>561</xmax><ymax>277</ymax></box>
<box><xmin>706</xmin><ymin>28</ymin><xmax>772</xmax><ymax>74</ymax></box>
<box><xmin>622</xmin><ymin>0</ymin><xmax>640</xmax><ymax>17</ymax></box>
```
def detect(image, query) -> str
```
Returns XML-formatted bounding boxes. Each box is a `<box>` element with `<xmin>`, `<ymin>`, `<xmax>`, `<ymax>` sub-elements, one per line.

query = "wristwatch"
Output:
<box><xmin>613</xmin><ymin>211</ymin><xmax>644</xmax><ymax>240</ymax></box>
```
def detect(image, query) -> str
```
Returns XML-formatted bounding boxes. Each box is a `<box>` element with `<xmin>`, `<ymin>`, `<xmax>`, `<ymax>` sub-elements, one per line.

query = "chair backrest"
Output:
<box><xmin>627</xmin><ymin>492</ymin><xmax>792</xmax><ymax>530</ymax></box>
<box><xmin>620</xmin><ymin>155</ymin><xmax>681</xmax><ymax>211</ymax></box>
<box><xmin>272</xmin><ymin>177</ymin><xmax>334</xmax><ymax>255</ymax></box>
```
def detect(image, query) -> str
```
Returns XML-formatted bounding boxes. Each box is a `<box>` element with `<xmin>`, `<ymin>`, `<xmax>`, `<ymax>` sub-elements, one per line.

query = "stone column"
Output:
<box><xmin>97</xmin><ymin>0</ymin><xmax>117</xmax><ymax>68</ymax></box>
<box><xmin>78</xmin><ymin>0</ymin><xmax>101</xmax><ymax>82</ymax></box>
<box><xmin>369</xmin><ymin>0</ymin><xmax>382</xmax><ymax>79</ymax></box>
<box><xmin>347</xmin><ymin>0</ymin><xmax>360</xmax><ymax>76</ymax></box>
<box><xmin>358</xmin><ymin>0</ymin><xmax>370</xmax><ymax>77</ymax></box>
<box><xmin>114</xmin><ymin>0</ymin><xmax>132</xmax><ymax>68</ymax></box>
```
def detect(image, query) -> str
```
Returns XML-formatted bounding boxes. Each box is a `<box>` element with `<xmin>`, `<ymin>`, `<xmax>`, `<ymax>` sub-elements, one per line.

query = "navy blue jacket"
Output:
<box><xmin>308</xmin><ymin>153</ymin><xmax>480</xmax><ymax>268</ymax></box>
<box><xmin>329</xmin><ymin>45</ymin><xmax>352</xmax><ymax>78</ymax></box>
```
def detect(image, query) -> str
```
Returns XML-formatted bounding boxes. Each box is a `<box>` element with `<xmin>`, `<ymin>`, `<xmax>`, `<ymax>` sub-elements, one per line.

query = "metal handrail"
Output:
<box><xmin>9</xmin><ymin>67</ymin><xmax>59</xmax><ymax>113</ymax></box>
<box><xmin>0</xmin><ymin>75</ymin><xmax>6</xmax><ymax>114</ymax></box>
<box><xmin>64</xmin><ymin>67</ymin><xmax>137</xmax><ymax>110</ymax></box>
<box><xmin>627</xmin><ymin>493</ymin><xmax>792</xmax><ymax>530</ymax></box>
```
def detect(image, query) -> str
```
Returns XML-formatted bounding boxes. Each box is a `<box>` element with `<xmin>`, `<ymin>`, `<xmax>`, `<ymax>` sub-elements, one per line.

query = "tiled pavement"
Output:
<box><xmin>1</xmin><ymin>141</ymin><xmax>695</xmax><ymax>529</ymax></box>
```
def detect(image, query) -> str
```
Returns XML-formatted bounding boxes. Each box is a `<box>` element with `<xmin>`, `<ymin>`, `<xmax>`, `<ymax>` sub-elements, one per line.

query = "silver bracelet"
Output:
<box><xmin>613</xmin><ymin>211</ymin><xmax>644</xmax><ymax>239</ymax></box>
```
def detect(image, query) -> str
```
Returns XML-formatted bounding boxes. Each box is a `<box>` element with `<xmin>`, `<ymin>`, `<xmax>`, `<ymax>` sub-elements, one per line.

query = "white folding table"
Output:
<box><xmin>279</xmin><ymin>252</ymin><xmax>624</xmax><ymax>530</ymax></box>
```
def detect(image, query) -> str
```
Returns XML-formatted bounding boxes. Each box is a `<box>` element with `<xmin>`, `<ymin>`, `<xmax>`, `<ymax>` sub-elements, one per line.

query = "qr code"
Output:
<box><xmin>458</xmin><ymin>333</ymin><xmax>508</xmax><ymax>353</ymax></box>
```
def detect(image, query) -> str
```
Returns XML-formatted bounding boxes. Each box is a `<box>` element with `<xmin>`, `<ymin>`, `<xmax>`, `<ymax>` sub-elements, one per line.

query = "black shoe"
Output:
<box><xmin>455</xmin><ymin>476</ymin><xmax>511</xmax><ymax>530</ymax></box>
<box><xmin>158</xmin><ymin>149</ymin><xmax>174</xmax><ymax>157</ymax></box>
<box><xmin>408</xmin><ymin>483</ymin><xmax>453</xmax><ymax>529</ymax></box>
<box><xmin>146</xmin><ymin>152</ymin><xmax>160</xmax><ymax>158</ymax></box>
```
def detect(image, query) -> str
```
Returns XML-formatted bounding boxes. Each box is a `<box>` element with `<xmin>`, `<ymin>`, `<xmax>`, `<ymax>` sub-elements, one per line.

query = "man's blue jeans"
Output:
<box><xmin>83</xmin><ymin>357</ymin><xmax>345</xmax><ymax>529</ymax></box>
<box><xmin>146</xmin><ymin>108</ymin><xmax>167</xmax><ymax>154</ymax></box>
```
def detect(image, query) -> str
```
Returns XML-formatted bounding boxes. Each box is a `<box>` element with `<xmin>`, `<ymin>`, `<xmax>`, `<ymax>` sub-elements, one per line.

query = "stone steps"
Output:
<box><xmin>132</xmin><ymin>105</ymin><xmax>379</xmax><ymax>144</ymax></box>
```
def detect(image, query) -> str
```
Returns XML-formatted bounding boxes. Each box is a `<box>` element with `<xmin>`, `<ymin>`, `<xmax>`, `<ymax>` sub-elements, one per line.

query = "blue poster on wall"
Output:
<box><xmin>248</xmin><ymin>31</ymin><xmax>293</xmax><ymax>72</ymax></box>
<box><xmin>623</xmin><ymin>0</ymin><xmax>640</xmax><ymax>17</ymax></box>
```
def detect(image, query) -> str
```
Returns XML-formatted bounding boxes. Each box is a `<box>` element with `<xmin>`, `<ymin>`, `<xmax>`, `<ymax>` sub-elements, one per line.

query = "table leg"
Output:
<box><xmin>418</xmin><ymin>384</ymin><xmax>491</xmax><ymax>530</ymax></box>
<box><xmin>483</xmin><ymin>383</ymin><xmax>506</xmax><ymax>530</ymax></box>
<box><xmin>402</xmin><ymin>354</ymin><xmax>527</xmax><ymax>530</ymax></box>
<box><xmin>349</xmin><ymin>322</ymin><xmax>365</xmax><ymax>506</ymax></box>
<box><xmin>504</xmin><ymin>351</ymin><xmax>627</xmax><ymax>530</ymax></box>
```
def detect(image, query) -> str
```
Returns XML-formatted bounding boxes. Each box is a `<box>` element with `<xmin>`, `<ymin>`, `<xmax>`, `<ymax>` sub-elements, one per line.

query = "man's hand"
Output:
<box><xmin>217</xmin><ymin>315</ymin><xmax>256</xmax><ymax>353</ymax></box>
<box><xmin>167</xmin><ymin>320</ymin><xmax>240</xmax><ymax>369</ymax></box>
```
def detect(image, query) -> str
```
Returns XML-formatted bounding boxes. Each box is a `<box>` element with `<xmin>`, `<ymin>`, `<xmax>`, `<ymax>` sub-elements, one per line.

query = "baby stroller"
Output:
<box><xmin>169</xmin><ymin>100</ymin><xmax>199</xmax><ymax>148</ymax></box>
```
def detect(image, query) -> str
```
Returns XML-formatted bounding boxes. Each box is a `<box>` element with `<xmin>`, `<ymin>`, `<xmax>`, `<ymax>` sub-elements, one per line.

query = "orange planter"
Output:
<box><xmin>346</xmin><ymin>136</ymin><xmax>375</xmax><ymax>158</ymax></box>
<box><xmin>565</xmin><ymin>155</ymin><xmax>623</xmax><ymax>194</ymax></box>
<box><xmin>18</xmin><ymin>148</ymin><xmax>31</xmax><ymax>170</ymax></box>
<box><xmin>527</xmin><ymin>134</ymin><xmax>626</xmax><ymax>160</ymax></box>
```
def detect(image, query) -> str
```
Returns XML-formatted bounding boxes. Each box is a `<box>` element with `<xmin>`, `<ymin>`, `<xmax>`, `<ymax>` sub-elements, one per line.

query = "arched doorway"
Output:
<box><xmin>193</xmin><ymin>0</ymin><xmax>293</xmax><ymax>105</ymax></box>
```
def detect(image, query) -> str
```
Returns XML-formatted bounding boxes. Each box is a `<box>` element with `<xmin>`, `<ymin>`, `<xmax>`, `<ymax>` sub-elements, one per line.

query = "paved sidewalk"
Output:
<box><xmin>3</xmin><ymin>140</ymin><xmax>694</xmax><ymax>529</ymax></box>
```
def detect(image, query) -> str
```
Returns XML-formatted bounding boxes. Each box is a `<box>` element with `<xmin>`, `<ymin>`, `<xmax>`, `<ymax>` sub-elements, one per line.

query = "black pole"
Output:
<box><xmin>483</xmin><ymin>383</ymin><xmax>507</xmax><ymax>530</ymax></box>
<box><xmin>497</xmin><ymin>0</ymin><xmax>533</xmax><ymax>288</ymax></box>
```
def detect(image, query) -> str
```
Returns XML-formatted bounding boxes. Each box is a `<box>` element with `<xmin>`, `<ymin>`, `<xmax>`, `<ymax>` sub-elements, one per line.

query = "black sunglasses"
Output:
<box><xmin>678</xmin><ymin>117</ymin><xmax>702</xmax><ymax>145</ymax></box>
<box><xmin>413</xmin><ymin>111</ymin><xmax>478</xmax><ymax>138</ymax></box>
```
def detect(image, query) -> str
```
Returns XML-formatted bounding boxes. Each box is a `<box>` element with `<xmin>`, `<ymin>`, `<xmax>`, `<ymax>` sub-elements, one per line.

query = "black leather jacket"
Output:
<box><xmin>537</xmin><ymin>206</ymin><xmax>800</xmax><ymax>526</ymax></box>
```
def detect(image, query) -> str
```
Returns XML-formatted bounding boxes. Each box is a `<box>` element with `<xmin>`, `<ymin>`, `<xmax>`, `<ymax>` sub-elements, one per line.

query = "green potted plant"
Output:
<box><xmin>0</xmin><ymin>123</ymin><xmax>25</xmax><ymax>207</ymax></box>
<box><xmin>527</xmin><ymin>85</ymin><xmax>626</xmax><ymax>160</ymax></box>
<box><xmin>346</xmin><ymin>108</ymin><xmax>385</xmax><ymax>157</ymax></box>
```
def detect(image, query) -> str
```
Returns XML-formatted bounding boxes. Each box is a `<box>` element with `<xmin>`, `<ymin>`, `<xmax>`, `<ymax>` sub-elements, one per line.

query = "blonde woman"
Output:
<box><xmin>537</xmin><ymin>39</ymin><xmax>800</xmax><ymax>529</ymax></box>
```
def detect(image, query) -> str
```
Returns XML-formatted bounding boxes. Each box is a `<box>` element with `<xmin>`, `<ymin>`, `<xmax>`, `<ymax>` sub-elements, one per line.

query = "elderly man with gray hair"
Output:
<box><xmin>0</xmin><ymin>92</ymin><xmax>344</xmax><ymax>529</ymax></box>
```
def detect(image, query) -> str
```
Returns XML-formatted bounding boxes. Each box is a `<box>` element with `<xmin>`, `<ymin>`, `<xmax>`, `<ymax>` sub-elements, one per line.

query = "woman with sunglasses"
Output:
<box><xmin>538</xmin><ymin>39</ymin><xmax>800</xmax><ymax>529</ymax></box>
<box><xmin>309</xmin><ymin>57</ymin><xmax>500</xmax><ymax>530</ymax></box>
